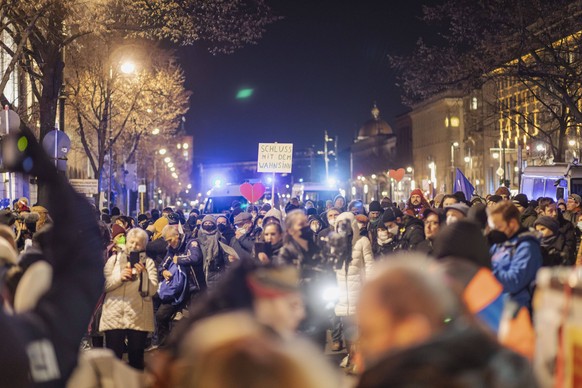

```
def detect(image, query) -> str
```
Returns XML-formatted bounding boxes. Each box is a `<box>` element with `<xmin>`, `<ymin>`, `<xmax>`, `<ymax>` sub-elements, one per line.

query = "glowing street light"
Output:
<box><xmin>171</xmin><ymin>172</ymin><xmax>178</xmax><ymax>179</ymax></box>
<box><xmin>164</xmin><ymin>157</ymin><xmax>171</xmax><ymax>163</ymax></box>
<box><xmin>168</xmin><ymin>162</ymin><xmax>174</xmax><ymax>168</ymax></box>
<box><xmin>158</xmin><ymin>148</ymin><xmax>167</xmax><ymax>155</ymax></box>
<box><xmin>152</xmin><ymin>128</ymin><xmax>160</xmax><ymax>135</ymax></box>
<box><xmin>120</xmin><ymin>61</ymin><xmax>136</xmax><ymax>74</ymax></box>
<box><xmin>569</xmin><ymin>139</ymin><xmax>576</xmax><ymax>146</ymax></box>
<box><xmin>183</xmin><ymin>143</ymin><xmax>189</xmax><ymax>149</ymax></box>
<box><xmin>187</xmin><ymin>184</ymin><xmax>192</xmax><ymax>189</ymax></box>
<box><xmin>170</xmin><ymin>167</ymin><xmax>176</xmax><ymax>172</ymax></box>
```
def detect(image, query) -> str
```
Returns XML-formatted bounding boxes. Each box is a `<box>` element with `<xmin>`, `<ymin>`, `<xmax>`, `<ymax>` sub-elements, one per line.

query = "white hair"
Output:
<box><xmin>126</xmin><ymin>227</ymin><xmax>148</xmax><ymax>246</ymax></box>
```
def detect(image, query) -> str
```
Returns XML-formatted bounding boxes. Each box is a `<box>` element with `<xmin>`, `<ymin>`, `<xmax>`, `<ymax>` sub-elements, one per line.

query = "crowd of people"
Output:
<box><xmin>3</xmin><ymin>160</ymin><xmax>578</xmax><ymax>385</ymax></box>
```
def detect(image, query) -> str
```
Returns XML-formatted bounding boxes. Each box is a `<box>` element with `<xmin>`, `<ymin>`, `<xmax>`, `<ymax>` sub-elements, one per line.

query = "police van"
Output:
<box><xmin>520</xmin><ymin>162</ymin><xmax>582</xmax><ymax>200</ymax></box>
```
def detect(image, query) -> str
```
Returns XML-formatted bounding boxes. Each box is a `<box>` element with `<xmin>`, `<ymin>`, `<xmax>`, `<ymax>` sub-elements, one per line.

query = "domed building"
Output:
<box><xmin>357</xmin><ymin>104</ymin><xmax>394</xmax><ymax>140</ymax></box>
<box><xmin>350</xmin><ymin>104</ymin><xmax>398</xmax><ymax>177</ymax></box>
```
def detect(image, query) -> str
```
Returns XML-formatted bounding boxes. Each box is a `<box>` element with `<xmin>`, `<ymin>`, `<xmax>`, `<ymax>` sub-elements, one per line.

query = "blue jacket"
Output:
<box><xmin>490</xmin><ymin>230</ymin><xmax>542</xmax><ymax>310</ymax></box>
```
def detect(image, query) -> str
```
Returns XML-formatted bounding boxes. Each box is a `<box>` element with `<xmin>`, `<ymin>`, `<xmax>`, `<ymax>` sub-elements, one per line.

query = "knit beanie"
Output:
<box><xmin>369</xmin><ymin>200</ymin><xmax>382</xmax><ymax>212</ymax></box>
<box><xmin>202</xmin><ymin>215</ymin><xmax>217</xmax><ymax>225</ymax></box>
<box><xmin>512</xmin><ymin>193</ymin><xmax>529</xmax><ymax>208</ymax></box>
<box><xmin>534</xmin><ymin>216</ymin><xmax>560</xmax><ymax>235</ymax></box>
<box><xmin>111</xmin><ymin>224</ymin><xmax>126</xmax><ymax>240</ymax></box>
<box><xmin>433</xmin><ymin>220</ymin><xmax>491</xmax><ymax>269</ymax></box>
<box><xmin>382</xmin><ymin>208</ymin><xmax>397</xmax><ymax>223</ymax></box>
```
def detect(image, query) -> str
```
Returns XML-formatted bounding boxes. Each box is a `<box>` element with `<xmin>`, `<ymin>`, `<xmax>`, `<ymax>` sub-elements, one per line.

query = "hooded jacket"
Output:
<box><xmin>520</xmin><ymin>206</ymin><xmax>538</xmax><ymax>229</ymax></box>
<box><xmin>334</xmin><ymin>213</ymin><xmax>374</xmax><ymax>317</ymax></box>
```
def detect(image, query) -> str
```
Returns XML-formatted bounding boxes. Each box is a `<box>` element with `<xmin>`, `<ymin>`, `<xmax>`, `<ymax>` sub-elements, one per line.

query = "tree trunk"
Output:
<box><xmin>36</xmin><ymin>47</ymin><xmax>65</xmax><ymax>205</ymax></box>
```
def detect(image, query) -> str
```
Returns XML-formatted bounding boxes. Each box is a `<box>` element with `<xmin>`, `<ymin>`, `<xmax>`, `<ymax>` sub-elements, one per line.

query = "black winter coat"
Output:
<box><xmin>357</xmin><ymin>325</ymin><xmax>536</xmax><ymax>388</ymax></box>
<box><xmin>398</xmin><ymin>217</ymin><xmax>425</xmax><ymax>251</ymax></box>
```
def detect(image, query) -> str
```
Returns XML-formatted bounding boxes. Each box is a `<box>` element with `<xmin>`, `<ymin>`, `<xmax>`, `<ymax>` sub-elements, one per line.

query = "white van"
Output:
<box><xmin>520</xmin><ymin>162</ymin><xmax>582</xmax><ymax>200</ymax></box>
<box><xmin>203</xmin><ymin>185</ymin><xmax>248</xmax><ymax>215</ymax></box>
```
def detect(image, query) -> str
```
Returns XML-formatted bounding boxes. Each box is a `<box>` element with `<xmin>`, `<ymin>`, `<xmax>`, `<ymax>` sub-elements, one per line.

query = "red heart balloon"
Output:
<box><xmin>388</xmin><ymin>168</ymin><xmax>406</xmax><ymax>182</ymax></box>
<box><xmin>240</xmin><ymin>182</ymin><xmax>266</xmax><ymax>203</ymax></box>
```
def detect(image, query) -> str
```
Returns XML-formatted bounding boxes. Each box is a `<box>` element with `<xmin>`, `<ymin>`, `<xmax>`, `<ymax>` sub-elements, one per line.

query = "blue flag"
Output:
<box><xmin>454</xmin><ymin>168</ymin><xmax>475</xmax><ymax>199</ymax></box>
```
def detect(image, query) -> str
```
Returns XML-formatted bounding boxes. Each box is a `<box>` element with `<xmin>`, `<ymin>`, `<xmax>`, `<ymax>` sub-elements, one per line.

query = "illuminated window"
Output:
<box><xmin>450</xmin><ymin>116</ymin><xmax>460</xmax><ymax>127</ymax></box>
<box><xmin>445</xmin><ymin>117</ymin><xmax>450</xmax><ymax>127</ymax></box>
<box><xmin>471</xmin><ymin>97</ymin><xmax>478</xmax><ymax>110</ymax></box>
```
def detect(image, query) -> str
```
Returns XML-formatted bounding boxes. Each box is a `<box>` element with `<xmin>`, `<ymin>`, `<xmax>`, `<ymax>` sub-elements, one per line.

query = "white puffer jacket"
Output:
<box><xmin>334</xmin><ymin>212</ymin><xmax>374</xmax><ymax>317</ymax></box>
<box><xmin>100</xmin><ymin>252</ymin><xmax>158</xmax><ymax>332</ymax></box>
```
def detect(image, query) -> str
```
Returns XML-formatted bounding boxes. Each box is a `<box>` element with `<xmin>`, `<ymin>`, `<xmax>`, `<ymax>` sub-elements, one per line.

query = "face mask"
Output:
<box><xmin>388</xmin><ymin>226</ymin><xmax>399</xmax><ymax>237</ymax></box>
<box><xmin>578</xmin><ymin>221</ymin><xmax>582</xmax><ymax>231</ymax></box>
<box><xmin>116</xmin><ymin>235</ymin><xmax>126</xmax><ymax>245</ymax></box>
<box><xmin>328</xmin><ymin>219</ymin><xmax>337</xmax><ymax>227</ymax></box>
<box><xmin>202</xmin><ymin>224</ymin><xmax>217</xmax><ymax>232</ymax></box>
<box><xmin>446</xmin><ymin>215</ymin><xmax>459</xmax><ymax>225</ymax></box>
<box><xmin>217</xmin><ymin>224</ymin><xmax>227</xmax><ymax>233</ymax></box>
<box><xmin>300</xmin><ymin>226</ymin><xmax>313</xmax><ymax>241</ymax></box>
<box><xmin>310</xmin><ymin>224</ymin><xmax>320</xmax><ymax>233</ymax></box>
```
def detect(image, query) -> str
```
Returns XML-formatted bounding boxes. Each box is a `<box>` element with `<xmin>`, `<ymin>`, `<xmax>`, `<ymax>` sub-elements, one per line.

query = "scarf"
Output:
<box><xmin>198</xmin><ymin>228</ymin><xmax>220</xmax><ymax>272</ymax></box>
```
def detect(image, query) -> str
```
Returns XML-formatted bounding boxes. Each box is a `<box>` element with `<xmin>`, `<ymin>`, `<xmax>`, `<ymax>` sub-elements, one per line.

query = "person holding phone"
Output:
<box><xmin>256</xmin><ymin>221</ymin><xmax>284</xmax><ymax>263</ymax></box>
<box><xmin>100</xmin><ymin>227</ymin><xmax>158</xmax><ymax>370</ymax></box>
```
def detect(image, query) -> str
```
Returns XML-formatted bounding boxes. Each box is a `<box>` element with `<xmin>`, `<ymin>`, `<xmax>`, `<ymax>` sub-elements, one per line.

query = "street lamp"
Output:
<box><xmin>159</xmin><ymin>148</ymin><xmax>167</xmax><ymax>155</ymax></box>
<box><xmin>450</xmin><ymin>142</ymin><xmax>459</xmax><ymax>192</ymax></box>
<box><xmin>107</xmin><ymin>60</ymin><xmax>136</xmax><ymax>210</ymax></box>
<box><xmin>152</xmin><ymin>128</ymin><xmax>160</xmax><ymax>135</ymax></box>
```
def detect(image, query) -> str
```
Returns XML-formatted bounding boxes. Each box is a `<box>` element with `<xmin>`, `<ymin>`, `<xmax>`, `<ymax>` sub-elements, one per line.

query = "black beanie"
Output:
<box><xmin>382</xmin><ymin>208</ymin><xmax>397</xmax><ymax>223</ymax></box>
<box><xmin>369</xmin><ymin>200</ymin><xmax>382</xmax><ymax>212</ymax></box>
<box><xmin>433</xmin><ymin>220</ymin><xmax>491</xmax><ymax>269</ymax></box>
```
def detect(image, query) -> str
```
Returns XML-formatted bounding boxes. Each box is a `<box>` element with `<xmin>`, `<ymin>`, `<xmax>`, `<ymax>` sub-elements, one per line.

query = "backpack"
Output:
<box><xmin>157</xmin><ymin>259</ymin><xmax>188</xmax><ymax>305</ymax></box>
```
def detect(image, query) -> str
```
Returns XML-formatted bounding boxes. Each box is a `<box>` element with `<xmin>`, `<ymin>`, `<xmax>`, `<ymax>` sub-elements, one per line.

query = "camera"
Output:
<box><xmin>317</xmin><ymin>219</ymin><xmax>353</xmax><ymax>271</ymax></box>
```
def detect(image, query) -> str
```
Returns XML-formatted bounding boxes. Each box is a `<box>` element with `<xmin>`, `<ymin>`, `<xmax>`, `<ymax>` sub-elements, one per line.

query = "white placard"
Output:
<box><xmin>257</xmin><ymin>143</ymin><xmax>293</xmax><ymax>173</ymax></box>
<box><xmin>69</xmin><ymin>179</ymin><xmax>99</xmax><ymax>195</ymax></box>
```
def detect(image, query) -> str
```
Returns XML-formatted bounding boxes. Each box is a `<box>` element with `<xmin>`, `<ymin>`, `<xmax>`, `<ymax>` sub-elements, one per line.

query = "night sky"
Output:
<box><xmin>177</xmin><ymin>0</ymin><xmax>436</xmax><ymax>164</ymax></box>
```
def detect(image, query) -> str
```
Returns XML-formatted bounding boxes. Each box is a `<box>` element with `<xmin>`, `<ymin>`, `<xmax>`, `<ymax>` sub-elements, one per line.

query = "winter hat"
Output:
<box><xmin>410</xmin><ymin>189</ymin><xmax>424</xmax><ymax>198</ymax></box>
<box><xmin>137</xmin><ymin>214</ymin><xmax>148</xmax><ymax>223</ymax></box>
<box><xmin>512</xmin><ymin>194</ymin><xmax>529</xmax><ymax>208</ymax></box>
<box><xmin>569</xmin><ymin>194</ymin><xmax>582</xmax><ymax>205</ymax></box>
<box><xmin>152</xmin><ymin>217</ymin><xmax>169</xmax><ymax>240</ymax></box>
<box><xmin>534</xmin><ymin>216</ymin><xmax>560</xmax><ymax>235</ymax></box>
<box><xmin>445</xmin><ymin>203</ymin><xmax>470</xmax><ymax>216</ymax></box>
<box><xmin>202</xmin><ymin>215</ymin><xmax>217</xmax><ymax>226</ymax></box>
<box><xmin>382</xmin><ymin>208</ymin><xmax>398</xmax><ymax>223</ymax></box>
<box><xmin>369</xmin><ymin>200</ymin><xmax>382</xmax><ymax>212</ymax></box>
<box><xmin>488</xmin><ymin>195</ymin><xmax>503</xmax><ymax>203</ymax></box>
<box><xmin>306</xmin><ymin>208</ymin><xmax>317</xmax><ymax>216</ymax></box>
<box><xmin>467</xmin><ymin>203</ymin><xmax>488</xmax><ymax>230</ymax></box>
<box><xmin>260</xmin><ymin>203</ymin><xmax>272</xmax><ymax>212</ymax></box>
<box><xmin>264</xmin><ymin>208</ymin><xmax>283</xmax><ymax>223</ymax></box>
<box><xmin>380</xmin><ymin>197</ymin><xmax>392</xmax><ymax>208</ymax></box>
<box><xmin>433</xmin><ymin>220</ymin><xmax>491</xmax><ymax>269</ymax></box>
<box><xmin>234</xmin><ymin>212</ymin><xmax>253</xmax><ymax>225</ymax></box>
<box><xmin>111</xmin><ymin>224</ymin><xmax>126</xmax><ymax>240</ymax></box>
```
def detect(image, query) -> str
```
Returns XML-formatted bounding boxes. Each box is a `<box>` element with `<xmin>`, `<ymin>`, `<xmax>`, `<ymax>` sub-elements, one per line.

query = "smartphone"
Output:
<box><xmin>255</xmin><ymin>242</ymin><xmax>272</xmax><ymax>260</ymax></box>
<box><xmin>129</xmin><ymin>251</ymin><xmax>140</xmax><ymax>267</ymax></box>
